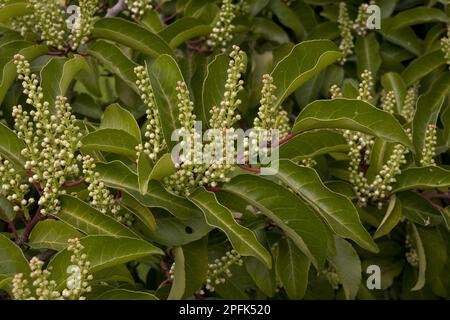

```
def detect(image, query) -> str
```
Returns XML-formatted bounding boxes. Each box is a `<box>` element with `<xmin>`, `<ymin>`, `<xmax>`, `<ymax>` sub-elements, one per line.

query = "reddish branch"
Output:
<box><xmin>62</xmin><ymin>180</ymin><xmax>85</xmax><ymax>188</ymax></box>
<box><xmin>21</xmin><ymin>205</ymin><xmax>43</xmax><ymax>244</ymax></box>
<box><xmin>8</xmin><ymin>221</ymin><xmax>19</xmax><ymax>244</ymax></box>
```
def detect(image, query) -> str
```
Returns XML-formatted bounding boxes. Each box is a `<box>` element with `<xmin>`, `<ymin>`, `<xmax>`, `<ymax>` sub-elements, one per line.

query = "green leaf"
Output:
<box><xmin>276</xmin><ymin>238</ymin><xmax>310</xmax><ymax>300</ymax></box>
<box><xmin>28</xmin><ymin>220</ymin><xmax>82</xmax><ymax>251</ymax></box>
<box><xmin>100</xmin><ymin>103</ymin><xmax>141</xmax><ymax>143</ymax></box>
<box><xmin>202</xmin><ymin>53</ymin><xmax>229</xmax><ymax>126</ymax></box>
<box><xmin>95</xmin><ymin>161</ymin><xmax>206</xmax><ymax>221</ymax></box>
<box><xmin>270</xmin><ymin>39</ymin><xmax>342</xmax><ymax>109</ymax></box>
<box><xmin>158</xmin><ymin>17</ymin><xmax>211</xmax><ymax>49</ymax></box>
<box><xmin>441</xmin><ymin>207</ymin><xmax>450</xmax><ymax>231</ymax></box>
<box><xmin>48</xmin><ymin>235</ymin><xmax>164</xmax><ymax>289</ymax></box>
<box><xmin>275</xmin><ymin>160</ymin><xmax>378</xmax><ymax>253</ymax></box>
<box><xmin>223</xmin><ymin>175</ymin><xmax>328</xmax><ymax>269</ymax></box>
<box><xmin>0</xmin><ymin>195</ymin><xmax>15</xmax><ymax>222</ymax></box>
<box><xmin>167</xmin><ymin>246</ymin><xmax>186</xmax><ymax>300</ymax></box>
<box><xmin>383</xmin><ymin>7</ymin><xmax>447</xmax><ymax>33</ymax></box>
<box><xmin>149</xmin><ymin>153</ymin><xmax>176</xmax><ymax>181</ymax></box>
<box><xmin>189</xmin><ymin>188</ymin><xmax>272</xmax><ymax>268</ymax></box>
<box><xmin>121</xmin><ymin>192</ymin><xmax>156</xmax><ymax>232</ymax></box>
<box><xmin>96</xmin><ymin>289</ymin><xmax>158</xmax><ymax>300</ymax></box>
<box><xmin>0</xmin><ymin>1</ymin><xmax>32</xmax><ymax>23</ymax></box>
<box><xmin>88</xmin><ymin>40</ymin><xmax>139</xmax><ymax>92</ymax></box>
<box><xmin>245</xmin><ymin>256</ymin><xmax>276</xmax><ymax>297</ymax></box>
<box><xmin>355</xmin><ymin>33</ymin><xmax>381</xmax><ymax>78</ymax></box>
<box><xmin>40</xmin><ymin>55</ymin><xmax>89</xmax><ymax>108</ymax></box>
<box><xmin>276</xmin><ymin>130</ymin><xmax>347</xmax><ymax>160</ymax></box>
<box><xmin>391</xmin><ymin>167</ymin><xmax>450</xmax><ymax>193</ymax></box>
<box><xmin>178</xmin><ymin>238</ymin><xmax>208</xmax><ymax>298</ymax></box>
<box><xmin>57</xmin><ymin>195</ymin><xmax>139</xmax><ymax>238</ymax></box>
<box><xmin>148</xmin><ymin>54</ymin><xmax>185</xmax><ymax>149</ymax></box>
<box><xmin>292</xmin><ymin>98</ymin><xmax>413</xmax><ymax>149</ymax></box>
<box><xmin>409</xmin><ymin>224</ymin><xmax>426</xmax><ymax>291</ymax></box>
<box><xmin>412</xmin><ymin>73</ymin><xmax>450</xmax><ymax>159</ymax></box>
<box><xmin>269</xmin><ymin>0</ymin><xmax>306</xmax><ymax>40</ymax></box>
<box><xmin>92</xmin><ymin>17</ymin><xmax>173</xmax><ymax>59</ymax></box>
<box><xmin>0</xmin><ymin>233</ymin><xmax>29</xmax><ymax>276</ymax></box>
<box><xmin>329</xmin><ymin>236</ymin><xmax>361</xmax><ymax>300</ymax></box>
<box><xmin>137</xmin><ymin>152</ymin><xmax>152</xmax><ymax>195</ymax></box>
<box><xmin>373</xmin><ymin>195</ymin><xmax>402</xmax><ymax>239</ymax></box>
<box><xmin>381</xmin><ymin>72</ymin><xmax>406</xmax><ymax>113</ymax></box>
<box><xmin>250</xmin><ymin>17</ymin><xmax>289</xmax><ymax>45</ymax></box>
<box><xmin>401</xmin><ymin>50</ymin><xmax>446</xmax><ymax>87</ymax></box>
<box><xmin>0</xmin><ymin>43</ymin><xmax>48</xmax><ymax>104</ymax></box>
<box><xmin>0</xmin><ymin>121</ymin><xmax>26</xmax><ymax>168</ymax></box>
<box><xmin>81</xmin><ymin>128</ymin><xmax>139</xmax><ymax>157</ymax></box>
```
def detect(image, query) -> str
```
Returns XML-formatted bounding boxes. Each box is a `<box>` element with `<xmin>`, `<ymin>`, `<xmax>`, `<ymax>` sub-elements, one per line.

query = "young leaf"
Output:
<box><xmin>355</xmin><ymin>33</ymin><xmax>381</xmax><ymax>78</ymax></box>
<box><xmin>81</xmin><ymin>128</ymin><xmax>140</xmax><ymax>157</ymax></box>
<box><xmin>168</xmin><ymin>246</ymin><xmax>186</xmax><ymax>300</ymax></box>
<box><xmin>100</xmin><ymin>103</ymin><xmax>141</xmax><ymax>143</ymax></box>
<box><xmin>373</xmin><ymin>195</ymin><xmax>402</xmax><ymax>239</ymax></box>
<box><xmin>137</xmin><ymin>152</ymin><xmax>152</xmax><ymax>195</ymax></box>
<box><xmin>401</xmin><ymin>50</ymin><xmax>446</xmax><ymax>87</ymax></box>
<box><xmin>158</xmin><ymin>17</ymin><xmax>211</xmax><ymax>49</ymax></box>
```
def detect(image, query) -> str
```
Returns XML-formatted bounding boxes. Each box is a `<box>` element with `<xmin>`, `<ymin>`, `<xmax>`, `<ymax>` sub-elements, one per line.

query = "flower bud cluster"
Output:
<box><xmin>82</xmin><ymin>155</ymin><xmax>132</xmax><ymax>226</ymax></box>
<box><xmin>13</xmin><ymin>55</ymin><xmax>83</xmax><ymax>216</ymax></box>
<box><xmin>401</xmin><ymin>83</ymin><xmax>419</xmax><ymax>122</ymax></box>
<box><xmin>337</xmin><ymin>2</ymin><xmax>354</xmax><ymax>65</ymax></box>
<box><xmin>329</xmin><ymin>84</ymin><xmax>343</xmax><ymax>99</ymax></box>
<box><xmin>380</xmin><ymin>90</ymin><xmax>396</xmax><ymax>114</ymax></box>
<box><xmin>405</xmin><ymin>234</ymin><xmax>419</xmax><ymax>268</ymax></box>
<box><xmin>61</xmin><ymin>238</ymin><xmax>93</xmax><ymax>300</ymax></box>
<box><xmin>300</xmin><ymin>158</ymin><xmax>317</xmax><ymax>168</ymax></box>
<box><xmin>369</xmin><ymin>143</ymin><xmax>408</xmax><ymax>204</ymax></box>
<box><xmin>441</xmin><ymin>25</ymin><xmax>450</xmax><ymax>68</ymax></box>
<box><xmin>69</xmin><ymin>0</ymin><xmax>99</xmax><ymax>50</ymax></box>
<box><xmin>253</xmin><ymin>74</ymin><xmax>290</xmax><ymax>138</ymax></box>
<box><xmin>323</xmin><ymin>264</ymin><xmax>341</xmax><ymax>290</ymax></box>
<box><xmin>12</xmin><ymin>238</ymin><xmax>93</xmax><ymax>300</ymax></box>
<box><xmin>209</xmin><ymin>46</ymin><xmax>245</xmax><ymax>129</ymax></box>
<box><xmin>207</xmin><ymin>0</ymin><xmax>237</xmax><ymax>52</ymax></box>
<box><xmin>357</xmin><ymin>69</ymin><xmax>374</xmax><ymax>102</ymax></box>
<box><xmin>28</xmin><ymin>0</ymin><xmax>67</xmax><ymax>50</ymax></box>
<box><xmin>0</xmin><ymin>155</ymin><xmax>34</xmax><ymax>217</ymax></box>
<box><xmin>353</xmin><ymin>1</ymin><xmax>376</xmax><ymax>36</ymax></box>
<box><xmin>125</xmin><ymin>0</ymin><xmax>152</xmax><ymax>20</ymax></box>
<box><xmin>204</xmin><ymin>250</ymin><xmax>243</xmax><ymax>292</ymax></box>
<box><xmin>134</xmin><ymin>65</ymin><xmax>165</xmax><ymax>162</ymax></box>
<box><xmin>420</xmin><ymin>124</ymin><xmax>437</xmax><ymax>167</ymax></box>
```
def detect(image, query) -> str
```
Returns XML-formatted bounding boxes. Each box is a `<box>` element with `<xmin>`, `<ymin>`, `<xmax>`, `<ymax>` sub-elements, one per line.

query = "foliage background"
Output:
<box><xmin>0</xmin><ymin>0</ymin><xmax>449</xmax><ymax>300</ymax></box>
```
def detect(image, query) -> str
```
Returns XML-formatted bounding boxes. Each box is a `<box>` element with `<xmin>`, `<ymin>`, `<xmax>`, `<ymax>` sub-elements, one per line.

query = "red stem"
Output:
<box><xmin>274</xmin><ymin>131</ymin><xmax>303</xmax><ymax>147</ymax></box>
<box><xmin>62</xmin><ymin>180</ymin><xmax>85</xmax><ymax>188</ymax></box>
<box><xmin>8</xmin><ymin>221</ymin><xmax>19</xmax><ymax>244</ymax></box>
<box><xmin>238</xmin><ymin>164</ymin><xmax>261</xmax><ymax>174</ymax></box>
<box><xmin>206</xmin><ymin>186</ymin><xmax>223</xmax><ymax>193</ymax></box>
<box><xmin>21</xmin><ymin>205</ymin><xmax>43</xmax><ymax>243</ymax></box>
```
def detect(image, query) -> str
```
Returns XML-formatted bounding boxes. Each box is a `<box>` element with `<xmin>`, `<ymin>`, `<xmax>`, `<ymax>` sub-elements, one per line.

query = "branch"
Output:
<box><xmin>62</xmin><ymin>180</ymin><xmax>85</xmax><ymax>188</ymax></box>
<box><xmin>20</xmin><ymin>205</ymin><xmax>43</xmax><ymax>244</ymax></box>
<box><xmin>8</xmin><ymin>221</ymin><xmax>19</xmax><ymax>244</ymax></box>
<box><xmin>238</xmin><ymin>164</ymin><xmax>261</xmax><ymax>174</ymax></box>
<box><xmin>106</xmin><ymin>0</ymin><xmax>127</xmax><ymax>17</ymax></box>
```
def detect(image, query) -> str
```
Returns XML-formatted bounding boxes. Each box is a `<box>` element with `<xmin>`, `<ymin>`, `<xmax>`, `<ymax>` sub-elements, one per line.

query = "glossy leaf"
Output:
<box><xmin>355</xmin><ymin>33</ymin><xmax>381</xmax><ymax>77</ymax></box>
<box><xmin>28</xmin><ymin>220</ymin><xmax>82</xmax><ymax>251</ymax></box>
<box><xmin>293</xmin><ymin>98</ymin><xmax>413</xmax><ymax>149</ymax></box>
<box><xmin>401</xmin><ymin>50</ymin><xmax>446</xmax><ymax>87</ymax></box>
<box><xmin>271</xmin><ymin>39</ymin><xmax>342</xmax><ymax>109</ymax></box>
<box><xmin>275</xmin><ymin>160</ymin><xmax>378</xmax><ymax>253</ymax></box>
<box><xmin>224</xmin><ymin>175</ymin><xmax>328</xmax><ymax>269</ymax></box>
<box><xmin>158</xmin><ymin>17</ymin><xmax>211</xmax><ymax>48</ymax></box>
<box><xmin>0</xmin><ymin>233</ymin><xmax>29</xmax><ymax>276</ymax></box>
<box><xmin>92</xmin><ymin>17</ymin><xmax>173</xmax><ymax>58</ymax></box>
<box><xmin>81</xmin><ymin>128</ymin><xmax>140</xmax><ymax>157</ymax></box>
<box><xmin>373</xmin><ymin>195</ymin><xmax>402</xmax><ymax>239</ymax></box>
<box><xmin>57</xmin><ymin>195</ymin><xmax>139</xmax><ymax>238</ymax></box>
<box><xmin>48</xmin><ymin>235</ymin><xmax>164</xmax><ymax>289</ymax></box>
<box><xmin>392</xmin><ymin>167</ymin><xmax>450</xmax><ymax>192</ymax></box>
<box><xmin>189</xmin><ymin>188</ymin><xmax>272</xmax><ymax>268</ymax></box>
<box><xmin>100</xmin><ymin>103</ymin><xmax>141</xmax><ymax>143</ymax></box>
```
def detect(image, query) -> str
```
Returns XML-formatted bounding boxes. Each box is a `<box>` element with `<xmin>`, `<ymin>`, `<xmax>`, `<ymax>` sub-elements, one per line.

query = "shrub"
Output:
<box><xmin>0</xmin><ymin>0</ymin><xmax>449</xmax><ymax>300</ymax></box>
